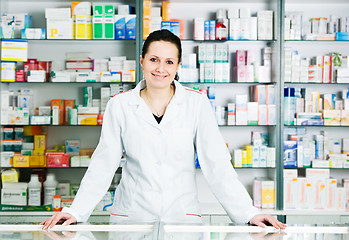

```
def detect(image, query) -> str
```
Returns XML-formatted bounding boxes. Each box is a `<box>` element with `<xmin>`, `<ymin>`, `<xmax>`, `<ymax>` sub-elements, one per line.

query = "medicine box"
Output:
<box><xmin>1</xmin><ymin>182</ymin><xmax>27</xmax><ymax>206</ymax></box>
<box><xmin>46</xmin><ymin>18</ymin><xmax>74</xmax><ymax>39</ymax></box>
<box><xmin>125</xmin><ymin>15</ymin><xmax>136</xmax><ymax>39</ymax></box>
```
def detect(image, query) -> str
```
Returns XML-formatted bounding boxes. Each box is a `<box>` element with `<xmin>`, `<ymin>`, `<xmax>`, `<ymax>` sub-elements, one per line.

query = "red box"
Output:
<box><xmin>46</xmin><ymin>152</ymin><xmax>70</xmax><ymax>167</ymax></box>
<box><xmin>16</xmin><ymin>69</ymin><xmax>25</xmax><ymax>82</ymax></box>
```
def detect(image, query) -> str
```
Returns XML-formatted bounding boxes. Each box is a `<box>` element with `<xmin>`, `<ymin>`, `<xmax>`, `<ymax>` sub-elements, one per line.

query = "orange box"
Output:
<box><xmin>34</xmin><ymin>135</ymin><xmax>46</xmax><ymax>151</ymax></box>
<box><xmin>143</xmin><ymin>0</ymin><xmax>151</xmax><ymax>18</ymax></box>
<box><xmin>23</xmin><ymin>126</ymin><xmax>47</xmax><ymax>136</ymax></box>
<box><xmin>51</xmin><ymin>99</ymin><xmax>64</xmax><ymax>125</ymax></box>
<box><xmin>162</xmin><ymin>1</ymin><xmax>171</xmax><ymax>21</ymax></box>
<box><xmin>30</xmin><ymin>155</ymin><xmax>46</xmax><ymax>167</ymax></box>
<box><xmin>171</xmin><ymin>19</ymin><xmax>185</xmax><ymax>40</ymax></box>
<box><xmin>143</xmin><ymin>17</ymin><xmax>151</xmax><ymax>39</ymax></box>
<box><xmin>64</xmin><ymin>99</ymin><xmax>75</xmax><ymax>125</ymax></box>
<box><xmin>13</xmin><ymin>155</ymin><xmax>30</xmax><ymax>167</ymax></box>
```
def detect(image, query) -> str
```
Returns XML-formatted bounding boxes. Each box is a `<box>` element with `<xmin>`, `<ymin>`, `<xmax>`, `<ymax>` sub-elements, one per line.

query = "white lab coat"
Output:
<box><xmin>62</xmin><ymin>80</ymin><xmax>259</xmax><ymax>224</ymax></box>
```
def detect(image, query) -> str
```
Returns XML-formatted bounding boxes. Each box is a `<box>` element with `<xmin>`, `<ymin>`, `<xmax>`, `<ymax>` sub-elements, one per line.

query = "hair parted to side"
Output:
<box><xmin>142</xmin><ymin>29</ymin><xmax>182</xmax><ymax>62</ymax></box>
<box><xmin>142</xmin><ymin>29</ymin><xmax>182</xmax><ymax>69</ymax></box>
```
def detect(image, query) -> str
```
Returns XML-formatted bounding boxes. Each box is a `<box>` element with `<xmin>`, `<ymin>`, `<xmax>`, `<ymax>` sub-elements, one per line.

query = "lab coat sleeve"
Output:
<box><xmin>195</xmin><ymin>94</ymin><xmax>260</xmax><ymax>224</ymax></box>
<box><xmin>62</xmin><ymin>99</ymin><xmax>123</xmax><ymax>222</ymax></box>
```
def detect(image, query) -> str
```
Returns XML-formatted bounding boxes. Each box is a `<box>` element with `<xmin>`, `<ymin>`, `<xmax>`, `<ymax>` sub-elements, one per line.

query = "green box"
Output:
<box><xmin>93</xmin><ymin>16</ymin><xmax>103</xmax><ymax>39</ymax></box>
<box><xmin>93</xmin><ymin>4</ymin><xmax>103</xmax><ymax>16</ymax></box>
<box><xmin>104</xmin><ymin>5</ymin><xmax>114</xmax><ymax>15</ymax></box>
<box><xmin>104</xmin><ymin>16</ymin><xmax>115</xmax><ymax>39</ymax></box>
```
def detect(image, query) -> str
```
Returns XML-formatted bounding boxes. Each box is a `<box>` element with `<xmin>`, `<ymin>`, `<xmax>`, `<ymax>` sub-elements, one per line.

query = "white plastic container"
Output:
<box><xmin>28</xmin><ymin>174</ymin><xmax>41</xmax><ymax>206</ymax></box>
<box><xmin>44</xmin><ymin>173</ymin><xmax>58</xmax><ymax>206</ymax></box>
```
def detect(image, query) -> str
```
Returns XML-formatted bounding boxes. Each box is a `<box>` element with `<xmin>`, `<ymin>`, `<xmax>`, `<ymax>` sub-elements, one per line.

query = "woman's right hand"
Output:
<box><xmin>40</xmin><ymin>212</ymin><xmax>77</xmax><ymax>230</ymax></box>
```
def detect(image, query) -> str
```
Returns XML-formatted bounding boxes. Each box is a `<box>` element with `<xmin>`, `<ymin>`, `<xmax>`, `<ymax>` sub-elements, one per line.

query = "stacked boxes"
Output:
<box><xmin>93</xmin><ymin>4</ymin><xmax>115</xmax><ymax>39</ymax></box>
<box><xmin>284</xmin><ymin>169</ymin><xmax>348</xmax><ymax>211</ymax></box>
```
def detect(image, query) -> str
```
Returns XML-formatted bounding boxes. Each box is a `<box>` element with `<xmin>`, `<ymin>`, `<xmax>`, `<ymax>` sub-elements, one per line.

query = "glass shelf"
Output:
<box><xmin>1</xmin><ymin>38</ymin><xmax>136</xmax><ymax>42</ymax></box>
<box><xmin>1</xmin><ymin>82</ymin><xmax>135</xmax><ymax>84</ymax></box>
<box><xmin>1</xmin><ymin>124</ymin><xmax>102</xmax><ymax>127</ymax></box>
<box><xmin>284</xmin><ymin>167</ymin><xmax>349</xmax><ymax>170</ymax></box>
<box><xmin>285</xmin><ymin>125</ymin><xmax>348</xmax><ymax>127</ymax></box>
<box><xmin>181</xmin><ymin>39</ymin><xmax>276</xmax><ymax>43</ymax></box>
<box><xmin>285</xmin><ymin>40</ymin><xmax>349</xmax><ymax>42</ymax></box>
<box><xmin>180</xmin><ymin>82</ymin><xmax>276</xmax><ymax>85</ymax></box>
<box><xmin>219</xmin><ymin>125</ymin><xmax>276</xmax><ymax>127</ymax></box>
<box><xmin>284</xmin><ymin>82</ymin><xmax>349</xmax><ymax>85</ymax></box>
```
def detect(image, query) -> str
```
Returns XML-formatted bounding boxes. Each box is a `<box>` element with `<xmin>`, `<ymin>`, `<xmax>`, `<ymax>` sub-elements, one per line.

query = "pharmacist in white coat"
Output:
<box><xmin>41</xmin><ymin>30</ymin><xmax>286</xmax><ymax>230</ymax></box>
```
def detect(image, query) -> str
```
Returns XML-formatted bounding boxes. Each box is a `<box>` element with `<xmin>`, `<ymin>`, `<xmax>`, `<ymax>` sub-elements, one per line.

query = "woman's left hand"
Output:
<box><xmin>249</xmin><ymin>214</ymin><xmax>287</xmax><ymax>230</ymax></box>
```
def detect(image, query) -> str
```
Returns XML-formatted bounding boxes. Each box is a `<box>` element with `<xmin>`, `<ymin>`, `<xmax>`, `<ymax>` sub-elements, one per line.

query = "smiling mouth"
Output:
<box><xmin>152</xmin><ymin>73</ymin><xmax>167</xmax><ymax>78</ymax></box>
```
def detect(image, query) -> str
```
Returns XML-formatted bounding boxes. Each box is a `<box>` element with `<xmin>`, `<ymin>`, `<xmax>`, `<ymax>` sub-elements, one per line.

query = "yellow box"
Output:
<box><xmin>30</xmin><ymin>155</ymin><xmax>46</xmax><ymax>167</ymax></box>
<box><xmin>34</xmin><ymin>135</ymin><xmax>46</xmax><ymax>151</ymax></box>
<box><xmin>244</xmin><ymin>144</ymin><xmax>253</xmax><ymax>167</ymax></box>
<box><xmin>242</xmin><ymin>150</ymin><xmax>247</xmax><ymax>167</ymax></box>
<box><xmin>75</xmin><ymin>15</ymin><xmax>92</xmax><ymax>39</ymax></box>
<box><xmin>13</xmin><ymin>155</ymin><xmax>30</xmax><ymax>167</ymax></box>
<box><xmin>341</xmin><ymin>110</ymin><xmax>349</xmax><ymax>126</ymax></box>
<box><xmin>78</xmin><ymin>115</ymin><xmax>98</xmax><ymax>125</ymax></box>
<box><xmin>323</xmin><ymin>110</ymin><xmax>341</xmax><ymax>126</ymax></box>
<box><xmin>1</xmin><ymin>169</ymin><xmax>19</xmax><ymax>183</ymax></box>
<box><xmin>261</xmin><ymin>181</ymin><xmax>275</xmax><ymax>209</ymax></box>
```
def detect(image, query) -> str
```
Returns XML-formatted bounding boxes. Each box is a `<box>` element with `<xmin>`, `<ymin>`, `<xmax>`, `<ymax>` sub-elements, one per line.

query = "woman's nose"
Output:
<box><xmin>155</xmin><ymin>62</ymin><xmax>165</xmax><ymax>72</ymax></box>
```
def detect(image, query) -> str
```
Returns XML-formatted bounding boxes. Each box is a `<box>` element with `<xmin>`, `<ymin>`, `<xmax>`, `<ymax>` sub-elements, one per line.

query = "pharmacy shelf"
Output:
<box><xmin>2</xmin><ymin>82</ymin><xmax>135</xmax><ymax>84</ymax></box>
<box><xmin>219</xmin><ymin>125</ymin><xmax>276</xmax><ymax>127</ymax></box>
<box><xmin>1</xmin><ymin>38</ymin><xmax>136</xmax><ymax>42</ymax></box>
<box><xmin>180</xmin><ymin>82</ymin><xmax>276</xmax><ymax>85</ymax></box>
<box><xmin>2</xmin><ymin>125</ymin><xmax>102</xmax><ymax>127</ymax></box>
<box><xmin>284</xmin><ymin>83</ymin><xmax>349</xmax><ymax>85</ymax></box>
<box><xmin>181</xmin><ymin>39</ymin><xmax>277</xmax><ymax>42</ymax></box>
<box><xmin>284</xmin><ymin>167</ymin><xmax>349</xmax><ymax>170</ymax></box>
<box><xmin>285</xmin><ymin>40</ymin><xmax>349</xmax><ymax>42</ymax></box>
<box><xmin>285</xmin><ymin>125</ymin><xmax>349</xmax><ymax>128</ymax></box>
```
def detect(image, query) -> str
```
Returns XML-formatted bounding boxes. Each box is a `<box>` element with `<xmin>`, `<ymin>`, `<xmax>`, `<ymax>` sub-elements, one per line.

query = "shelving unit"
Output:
<box><xmin>0</xmin><ymin>0</ymin><xmax>348</xmax><ymax>224</ymax></box>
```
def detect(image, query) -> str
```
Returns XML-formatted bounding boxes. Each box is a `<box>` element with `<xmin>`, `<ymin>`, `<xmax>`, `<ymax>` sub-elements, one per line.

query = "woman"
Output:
<box><xmin>41</xmin><ymin>29</ymin><xmax>286</xmax><ymax>230</ymax></box>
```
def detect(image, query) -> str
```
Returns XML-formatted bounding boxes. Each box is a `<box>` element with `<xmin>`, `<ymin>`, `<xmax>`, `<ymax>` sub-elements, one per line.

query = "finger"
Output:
<box><xmin>254</xmin><ymin>221</ymin><xmax>267</xmax><ymax>228</ymax></box>
<box><xmin>266</xmin><ymin>216</ymin><xmax>282</xmax><ymax>229</ymax></box>
<box><xmin>46</xmin><ymin>213</ymin><xmax>65</xmax><ymax>229</ymax></box>
<box><xmin>42</xmin><ymin>215</ymin><xmax>55</xmax><ymax>230</ymax></box>
<box><xmin>62</xmin><ymin>217</ymin><xmax>76</xmax><ymax>226</ymax></box>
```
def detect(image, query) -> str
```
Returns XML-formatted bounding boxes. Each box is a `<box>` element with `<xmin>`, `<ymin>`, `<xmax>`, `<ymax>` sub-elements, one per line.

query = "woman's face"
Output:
<box><xmin>140</xmin><ymin>41</ymin><xmax>181</xmax><ymax>90</ymax></box>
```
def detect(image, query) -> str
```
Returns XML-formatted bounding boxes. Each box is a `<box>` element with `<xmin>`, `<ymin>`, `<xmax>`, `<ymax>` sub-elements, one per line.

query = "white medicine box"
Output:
<box><xmin>46</xmin><ymin>18</ymin><xmax>74</xmax><ymax>39</ymax></box>
<box><xmin>1</xmin><ymin>182</ymin><xmax>28</xmax><ymax>206</ymax></box>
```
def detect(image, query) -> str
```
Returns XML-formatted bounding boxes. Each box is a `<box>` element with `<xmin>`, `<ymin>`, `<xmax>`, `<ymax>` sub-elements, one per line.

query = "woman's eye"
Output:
<box><xmin>167</xmin><ymin>61</ymin><xmax>174</xmax><ymax>64</ymax></box>
<box><xmin>150</xmin><ymin>58</ymin><xmax>157</xmax><ymax>62</ymax></box>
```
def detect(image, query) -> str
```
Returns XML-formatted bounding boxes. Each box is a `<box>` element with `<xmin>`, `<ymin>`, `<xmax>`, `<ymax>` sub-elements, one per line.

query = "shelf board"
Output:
<box><xmin>1</xmin><ymin>82</ymin><xmax>135</xmax><ymax>84</ymax></box>
<box><xmin>285</xmin><ymin>40</ymin><xmax>349</xmax><ymax>42</ymax></box>
<box><xmin>180</xmin><ymin>82</ymin><xmax>276</xmax><ymax>85</ymax></box>
<box><xmin>181</xmin><ymin>39</ymin><xmax>276</xmax><ymax>43</ymax></box>
<box><xmin>1</xmin><ymin>38</ymin><xmax>136</xmax><ymax>42</ymax></box>
<box><xmin>284</xmin><ymin>167</ymin><xmax>349</xmax><ymax>170</ymax></box>
<box><xmin>1</xmin><ymin>124</ymin><xmax>102</xmax><ymax>127</ymax></box>
<box><xmin>285</xmin><ymin>125</ymin><xmax>349</xmax><ymax>127</ymax></box>
<box><xmin>284</xmin><ymin>82</ymin><xmax>349</xmax><ymax>85</ymax></box>
<box><xmin>219</xmin><ymin>125</ymin><xmax>276</xmax><ymax>127</ymax></box>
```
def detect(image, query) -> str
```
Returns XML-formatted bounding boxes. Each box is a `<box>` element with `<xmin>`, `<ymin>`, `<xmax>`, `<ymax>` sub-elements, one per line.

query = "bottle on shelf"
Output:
<box><xmin>44</xmin><ymin>173</ymin><xmax>58</xmax><ymax>206</ymax></box>
<box><xmin>28</xmin><ymin>174</ymin><xmax>42</xmax><ymax>206</ymax></box>
<box><xmin>215</xmin><ymin>9</ymin><xmax>227</xmax><ymax>40</ymax></box>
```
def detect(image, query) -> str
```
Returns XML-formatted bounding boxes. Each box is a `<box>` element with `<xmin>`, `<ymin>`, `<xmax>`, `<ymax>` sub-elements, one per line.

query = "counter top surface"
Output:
<box><xmin>0</xmin><ymin>223</ymin><xmax>348</xmax><ymax>240</ymax></box>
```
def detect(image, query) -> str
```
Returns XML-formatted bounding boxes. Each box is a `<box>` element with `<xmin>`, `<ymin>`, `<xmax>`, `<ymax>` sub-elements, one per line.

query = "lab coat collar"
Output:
<box><xmin>129</xmin><ymin>80</ymin><xmax>186</xmax><ymax>128</ymax></box>
<box><xmin>129</xmin><ymin>79</ymin><xmax>186</xmax><ymax>106</ymax></box>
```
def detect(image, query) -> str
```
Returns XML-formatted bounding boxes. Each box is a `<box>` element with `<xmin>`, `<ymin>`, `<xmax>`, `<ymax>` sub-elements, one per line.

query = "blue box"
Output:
<box><xmin>114</xmin><ymin>15</ymin><xmax>125</xmax><ymax>39</ymax></box>
<box><xmin>161</xmin><ymin>21</ymin><xmax>171</xmax><ymax>31</ymax></box>
<box><xmin>336</xmin><ymin>32</ymin><xmax>349</xmax><ymax>41</ymax></box>
<box><xmin>209</xmin><ymin>20</ymin><xmax>216</xmax><ymax>40</ymax></box>
<box><xmin>170</xmin><ymin>21</ymin><xmax>180</xmax><ymax>38</ymax></box>
<box><xmin>204</xmin><ymin>20</ymin><xmax>210</xmax><ymax>40</ymax></box>
<box><xmin>125</xmin><ymin>15</ymin><xmax>136</xmax><ymax>39</ymax></box>
<box><xmin>284</xmin><ymin>141</ymin><xmax>297</xmax><ymax>168</ymax></box>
